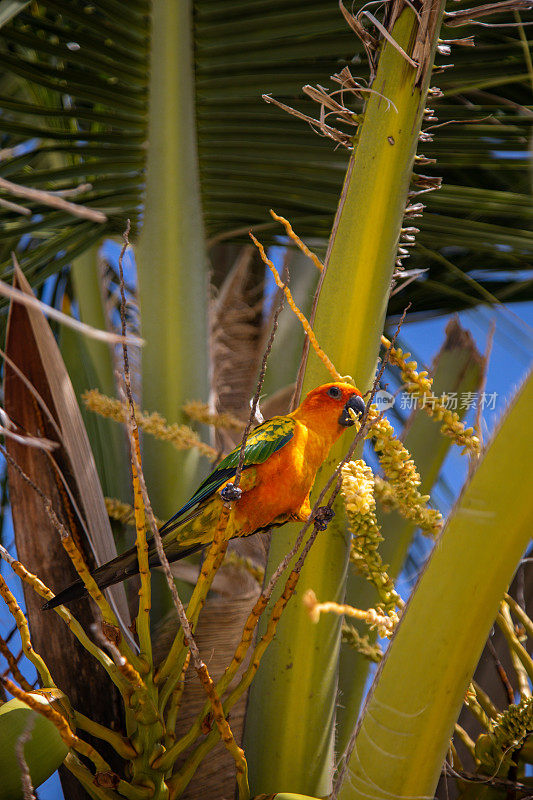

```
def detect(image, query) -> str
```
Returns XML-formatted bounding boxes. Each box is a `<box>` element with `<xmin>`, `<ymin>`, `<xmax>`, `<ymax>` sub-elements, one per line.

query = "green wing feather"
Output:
<box><xmin>159</xmin><ymin>416</ymin><xmax>295</xmax><ymax>534</ymax></box>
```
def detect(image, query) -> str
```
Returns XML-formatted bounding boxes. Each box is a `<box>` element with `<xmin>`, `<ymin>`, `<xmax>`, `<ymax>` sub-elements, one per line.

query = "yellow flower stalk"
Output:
<box><xmin>269</xmin><ymin>209</ymin><xmax>324</xmax><ymax>272</ymax></box>
<box><xmin>0</xmin><ymin>634</ymin><xmax>33</xmax><ymax>691</ymax></box>
<box><xmin>341</xmin><ymin>623</ymin><xmax>383</xmax><ymax>663</ymax></box>
<box><xmin>471</xmin><ymin>680</ymin><xmax>499</xmax><ymax>721</ymax></box>
<box><xmin>0</xmin><ymin>576</ymin><xmax>54</xmax><ymax>688</ymax></box>
<box><xmin>381</xmin><ymin>335</ymin><xmax>481</xmax><ymax>455</ymax></box>
<box><xmin>341</xmin><ymin>460</ymin><xmax>403</xmax><ymax>614</ymax></box>
<box><xmin>368</xmin><ymin>414</ymin><xmax>443</xmax><ymax>538</ymax></box>
<box><xmin>464</xmin><ymin>683</ymin><xmax>494</xmax><ymax>731</ymax></box>
<box><xmin>60</xmin><ymin>535</ymin><xmax>125</xmax><ymax>634</ymax></box>
<box><xmin>475</xmin><ymin>695</ymin><xmax>533</xmax><ymax>774</ymax></box>
<box><xmin>454</xmin><ymin>724</ymin><xmax>476</xmax><ymax>758</ymax></box>
<box><xmin>182</xmin><ymin>400</ymin><xmax>243</xmax><ymax>430</ymax></box>
<box><xmin>505</xmin><ymin>592</ymin><xmax>533</xmax><ymax>640</ymax></box>
<box><xmin>3</xmin><ymin>678</ymin><xmax>77</xmax><ymax>749</ymax></box>
<box><xmin>497</xmin><ymin>602</ymin><xmax>533</xmax><ymax>697</ymax></box>
<box><xmin>249</xmin><ymin>231</ymin><xmax>342</xmax><ymax>381</ymax></box>
<box><xmin>128</xmin><ymin>408</ymin><xmax>152</xmax><ymax>666</ymax></box>
<box><xmin>0</xmin><ymin>545</ymin><xmax>134</xmax><ymax>696</ymax></box>
<box><xmin>164</xmin><ymin>653</ymin><xmax>190</xmax><ymax>750</ymax></box>
<box><xmin>84</xmin><ymin>389</ymin><xmax>217</xmax><ymax>461</ymax></box>
<box><xmin>303</xmin><ymin>590</ymin><xmax>398</xmax><ymax>638</ymax></box>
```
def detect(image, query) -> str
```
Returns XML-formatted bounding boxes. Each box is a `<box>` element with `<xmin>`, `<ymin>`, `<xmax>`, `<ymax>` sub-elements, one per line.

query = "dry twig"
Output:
<box><xmin>4</xmin><ymin>256</ymin><xmax>143</xmax><ymax>347</ymax></box>
<box><xmin>15</xmin><ymin>715</ymin><xmax>36</xmax><ymax>800</ymax></box>
<box><xmin>0</xmin><ymin>175</ymin><xmax>106</xmax><ymax>222</ymax></box>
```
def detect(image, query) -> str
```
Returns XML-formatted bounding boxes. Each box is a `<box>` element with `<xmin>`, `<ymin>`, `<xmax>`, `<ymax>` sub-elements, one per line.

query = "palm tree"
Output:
<box><xmin>0</xmin><ymin>1</ymin><xmax>531</xmax><ymax>798</ymax></box>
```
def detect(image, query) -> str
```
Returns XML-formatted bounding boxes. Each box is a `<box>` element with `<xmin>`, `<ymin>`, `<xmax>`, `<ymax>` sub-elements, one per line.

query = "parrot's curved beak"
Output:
<box><xmin>338</xmin><ymin>394</ymin><xmax>366</xmax><ymax>427</ymax></box>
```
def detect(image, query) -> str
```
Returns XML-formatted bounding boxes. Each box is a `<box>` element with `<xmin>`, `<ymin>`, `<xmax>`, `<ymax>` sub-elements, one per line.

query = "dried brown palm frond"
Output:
<box><xmin>209</xmin><ymin>246</ymin><xmax>270</xmax><ymax>452</ymax></box>
<box><xmin>4</xmin><ymin>266</ymin><xmax>130</xmax><ymax>796</ymax></box>
<box><xmin>209</xmin><ymin>247</ymin><xmax>264</xmax><ymax>403</ymax></box>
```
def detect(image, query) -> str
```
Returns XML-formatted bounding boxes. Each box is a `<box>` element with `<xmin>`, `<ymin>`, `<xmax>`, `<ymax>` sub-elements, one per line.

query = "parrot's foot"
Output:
<box><xmin>313</xmin><ymin>506</ymin><xmax>335</xmax><ymax>531</ymax></box>
<box><xmin>220</xmin><ymin>483</ymin><xmax>242</xmax><ymax>502</ymax></box>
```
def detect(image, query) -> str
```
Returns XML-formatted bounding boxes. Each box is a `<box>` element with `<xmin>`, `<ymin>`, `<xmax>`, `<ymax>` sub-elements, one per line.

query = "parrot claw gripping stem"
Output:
<box><xmin>313</xmin><ymin>506</ymin><xmax>335</xmax><ymax>531</ymax></box>
<box><xmin>220</xmin><ymin>483</ymin><xmax>242</xmax><ymax>502</ymax></box>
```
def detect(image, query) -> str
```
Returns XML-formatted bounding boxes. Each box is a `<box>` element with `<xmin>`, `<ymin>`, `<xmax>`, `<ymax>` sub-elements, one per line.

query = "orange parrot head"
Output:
<box><xmin>294</xmin><ymin>382</ymin><xmax>366</xmax><ymax>438</ymax></box>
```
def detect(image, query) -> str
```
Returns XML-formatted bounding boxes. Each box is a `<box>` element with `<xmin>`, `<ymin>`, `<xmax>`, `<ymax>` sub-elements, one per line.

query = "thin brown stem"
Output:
<box><xmin>232</xmin><ymin>282</ymin><xmax>285</xmax><ymax>490</ymax></box>
<box><xmin>15</xmin><ymin>715</ymin><xmax>36</xmax><ymax>800</ymax></box>
<box><xmin>0</xmin><ymin>634</ymin><xmax>33</xmax><ymax>691</ymax></box>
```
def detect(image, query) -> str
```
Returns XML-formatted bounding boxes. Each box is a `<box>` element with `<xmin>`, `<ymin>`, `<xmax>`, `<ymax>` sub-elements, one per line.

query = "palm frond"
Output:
<box><xmin>195</xmin><ymin>0</ymin><xmax>533</xmax><ymax>312</ymax></box>
<box><xmin>0</xmin><ymin>0</ymin><xmax>531</xmax><ymax>313</ymax></box>
<box><xmin>0</xmin><ymin>0</ymin><xmax>149</xmax><ymax>288</ymax></box>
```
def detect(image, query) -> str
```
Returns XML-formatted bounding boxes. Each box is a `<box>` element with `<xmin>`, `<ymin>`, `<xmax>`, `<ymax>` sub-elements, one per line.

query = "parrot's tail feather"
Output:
<box><xmin>42</xmin><ymin>539</ymin><xmax>207</xmax><ymax>610</ymax></box>
<box><xmin>41</xmin><ymin>580</ymin><xmax>87</xmax><ymax>609</ymax></box>
<box><xmin>42</xmin><ymin>546</ymin><xmax>141</xmax><ymax>610</ymax></box>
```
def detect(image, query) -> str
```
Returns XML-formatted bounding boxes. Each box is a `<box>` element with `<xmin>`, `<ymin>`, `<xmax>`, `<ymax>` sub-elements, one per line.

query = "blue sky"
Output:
<box><xmin>402</xmin><ymin>301</ymin><xmax>533</xmax><ymax>495</ymax></box>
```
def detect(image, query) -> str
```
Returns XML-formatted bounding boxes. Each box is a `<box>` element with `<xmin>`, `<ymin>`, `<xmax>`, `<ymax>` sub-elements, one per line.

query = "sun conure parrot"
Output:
<box><xmin>43</xmin><ymin>382</ymin><xmax>365</xmax><ymax>609</ymax></box>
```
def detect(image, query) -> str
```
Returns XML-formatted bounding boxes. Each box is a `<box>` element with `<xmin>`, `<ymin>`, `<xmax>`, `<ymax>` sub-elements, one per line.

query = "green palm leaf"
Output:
<box><xmin>0</xmin><ymin>0</ymin><xmax>530</xmax><ymax>312</ymax></box>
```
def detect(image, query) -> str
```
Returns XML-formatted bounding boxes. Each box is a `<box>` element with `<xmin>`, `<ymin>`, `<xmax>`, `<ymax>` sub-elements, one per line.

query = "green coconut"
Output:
<box><xmin>0</xmin><ymin>692</ymin><xmax>69</xmax><ymax>799</ymax></box>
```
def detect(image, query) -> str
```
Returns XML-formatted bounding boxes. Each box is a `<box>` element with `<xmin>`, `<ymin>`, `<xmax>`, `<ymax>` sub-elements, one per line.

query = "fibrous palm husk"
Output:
<box><xmin>153</xmin><ymin>554</ymin><xmax>262</xmax><ymax>799</ymax></box>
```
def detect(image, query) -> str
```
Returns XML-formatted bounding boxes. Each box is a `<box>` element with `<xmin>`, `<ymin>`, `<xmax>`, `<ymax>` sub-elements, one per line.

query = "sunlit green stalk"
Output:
<box><xmin>137</xmin><ymin>0</ymin><xmax>209</xmax><ymax>521</ymax></box>
<box><xmin>244</xmin><ymin>4</ymin><xmax>446</xmax><ymax>794</ymax></box>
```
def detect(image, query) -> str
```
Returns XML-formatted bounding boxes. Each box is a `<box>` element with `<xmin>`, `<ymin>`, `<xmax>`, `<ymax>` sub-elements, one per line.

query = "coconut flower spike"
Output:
<box><xmin>381</xmin><ymin>335</ymin><xmax>480</xmax><ymax>455</ymax></box>
<box><xmin>341</xmin><ymin>459</ymin><xmax>404</xmax><ymax>615</ymax></box>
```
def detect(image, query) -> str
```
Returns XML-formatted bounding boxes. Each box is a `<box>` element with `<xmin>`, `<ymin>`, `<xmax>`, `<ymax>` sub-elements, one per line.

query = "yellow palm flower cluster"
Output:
<box><xmin>182</xmin><ymin>400</ymin><xmax>244</xmax><ymax>431</ymax></box>
<box><xmin>341</xmin><ymin>460</ymin><xmax>403</xmax><ymax>615</ymax></box>
<box><xmin>373</xmin><ymin>474</ymin><xmax>442</xmax><ymax>538</ymax></box>
<box><xmin>341</xmin><ymin>623</ymin><xmax>383</xmax><ymax>662</ymax></box>
<box><xmin>368</xmin><ymin>413</ymin><xmax>443</xmax><ymax>538</ymax></box>
<box><xmin>381</xmin><ymin>335</ymin><xmax>480</xmax><ymax>455</ymax></box>
<box><xmin>303</xmin><ymin>590</ymin><xmax>398</xmax><ymax>639</ymax></box>
<box><xmin>83</xmin><ymin>389</ymin><xmax>217</xmax><ymax>461</ymax></box>
<box><xmin>105</xmin><ymin>497</ymin><xmax>163</xmax><ymax>529</ymax></box>
<box><xmin>475</xmin><ymin>696</ymin><xmax>533</xmax><ymax>773</ymax></box>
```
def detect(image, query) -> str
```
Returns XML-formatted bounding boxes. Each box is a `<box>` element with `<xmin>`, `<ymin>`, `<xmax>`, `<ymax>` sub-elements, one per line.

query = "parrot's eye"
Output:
<box><xmin>327</xmin><ymin>386</ymin><xmax>342</xmax><ymax>399</ymax></box>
